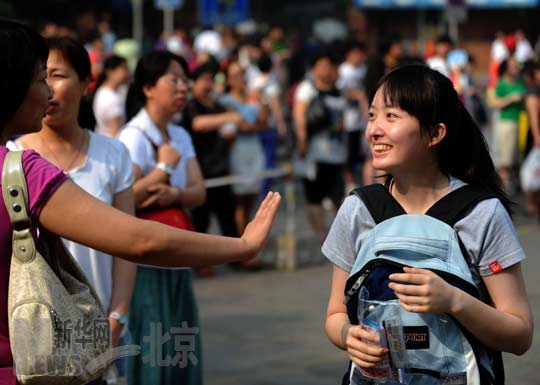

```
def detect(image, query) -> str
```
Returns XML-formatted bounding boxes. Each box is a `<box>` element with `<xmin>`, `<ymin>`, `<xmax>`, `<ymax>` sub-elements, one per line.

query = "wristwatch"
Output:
<box><xmin>156</xmin><ymin>162</ymin><xmax>175</xmax><ymax>176</ymax></box>
<box><xmin>109</xmin><ymin>311</ymin><xmax>129</xmax><ymax>325</ymax></box>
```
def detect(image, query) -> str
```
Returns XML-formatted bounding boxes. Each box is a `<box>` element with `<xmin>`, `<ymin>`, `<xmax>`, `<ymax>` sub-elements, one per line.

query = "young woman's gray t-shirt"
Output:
<box><xmin>322</xmin><ymin>177</ymin><xmax>526</xmax><ymax>276</ymax></box>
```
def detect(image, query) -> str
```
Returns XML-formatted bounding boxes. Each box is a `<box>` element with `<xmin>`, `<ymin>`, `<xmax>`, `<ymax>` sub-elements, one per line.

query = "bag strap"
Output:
<box><xmin>2</xmin><ymin>150</ymin><xmax>37</xmax><ymax>263</ymax></box>
<box><xmin>351</xmin><ymin>183</ymin><xmax>498</xmax><ymax>226</ymax></box>
<box><xmin>125</xmin><ymin>125</ymin><xmax>159</xmax><ymax>154</ymax></box>
<box><xmin>425</xmin><ymin>184</ymin><xmax>498</xmax><ymax>227</ymax></box>
<box><xmin>350</xmin><ymin>184</ymin><xmax>405</xmax><ymax>224</ymax></box>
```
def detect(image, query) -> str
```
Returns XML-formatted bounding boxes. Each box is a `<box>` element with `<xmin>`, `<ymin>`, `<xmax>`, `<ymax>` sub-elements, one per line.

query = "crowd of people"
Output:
<box><xmin>39</xmin><ymin>14</ymin><xmax>540</xmax><ymax>243</ymax></box>
<box><xmin>0</xmin><ymin>17</ymin><xmax>281</xmax><ymax>385</ymax></box>
<box><xmin>0</xmin><ymin>12</ymin><xmax>536</xmax><ymax>385</ymax></box>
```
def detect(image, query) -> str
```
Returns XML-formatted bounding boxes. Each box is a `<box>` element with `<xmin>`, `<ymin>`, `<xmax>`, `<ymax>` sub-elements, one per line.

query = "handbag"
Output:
<box><xmin>137</xmin><ymin>207</ymin><xmax>194</xmax><ymax>231</ymax></box>
<box><xmin>2</xmin><ymin>150</ymin><xmax>112</xmax><ymax>385</ymax></box>
<box><xmin>127</xmin><ymin>125</ymin><xmax>195</xmax><ymax>231</ymax></box>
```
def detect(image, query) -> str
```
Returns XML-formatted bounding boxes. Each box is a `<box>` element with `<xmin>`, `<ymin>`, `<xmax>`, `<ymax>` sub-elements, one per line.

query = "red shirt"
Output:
<box><xmin>0</xmin><ymin>147</ymin><xmax>68</xmax><ymax>385</ymax></box>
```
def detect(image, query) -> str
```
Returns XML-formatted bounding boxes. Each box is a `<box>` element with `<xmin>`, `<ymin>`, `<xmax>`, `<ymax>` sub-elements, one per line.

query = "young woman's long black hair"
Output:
<box><xmin>372</xmin><ymin>64</ymin><xmax>512</xmax><ymax>213</ymax></box>
<box><xmin>125</xmin><ymin>50</ymin><xmax>189</xmax><ymax>121</ymax></box>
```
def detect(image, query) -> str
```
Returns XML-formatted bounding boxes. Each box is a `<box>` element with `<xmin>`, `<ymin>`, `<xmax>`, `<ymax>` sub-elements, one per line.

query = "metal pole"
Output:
<box><xmin>277</xmin><ymin>163</ymin><xmax>297</xmax><ymax>272</ymax></box>
<box><xmin>163</xmin><ymin>7</ymin><xmax>175</xmax><ymax>37</ymax></box>
<box><xmin>448</xmin><ymin>7</ymin><xmax>459</xmax><ymax>44</ymax></box>
<box><xmin>417</xmin><ymin>9</ymin><xmax>425</xmax><ymax>57</ymax></box>
<box><xmin>131</xmin><ymin>0</ymin><xmax>143</xmax><ymax>44</ymax></box>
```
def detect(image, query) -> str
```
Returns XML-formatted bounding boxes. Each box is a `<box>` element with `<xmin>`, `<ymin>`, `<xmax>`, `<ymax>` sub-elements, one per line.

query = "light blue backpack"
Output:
<box><xmin>342</xmin><ymin>184</ymin><xmax>504</xmax><ymax>385</ymax></box>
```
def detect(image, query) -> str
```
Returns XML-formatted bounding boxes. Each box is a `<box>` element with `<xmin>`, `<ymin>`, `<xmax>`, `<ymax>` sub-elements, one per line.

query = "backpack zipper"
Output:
<box><xmin>344</xmin><ymin>269</ymin><xmax>370</xmax><ymax>305</ymax></box>
<box><xmin>344</xmin><ymin>258</ymin><xmax>480</xmax><ymax>305</ymax></box>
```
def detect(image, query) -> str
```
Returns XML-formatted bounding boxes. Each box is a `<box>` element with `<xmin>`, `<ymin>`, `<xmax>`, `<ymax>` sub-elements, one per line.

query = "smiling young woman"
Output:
<box><xmin>323</xmin><ymin>65</ymin><xmax>532</xmax><ymax>385</ymax></box>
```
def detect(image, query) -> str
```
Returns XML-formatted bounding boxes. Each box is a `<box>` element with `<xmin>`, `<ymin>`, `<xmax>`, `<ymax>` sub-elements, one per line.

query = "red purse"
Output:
<box><xmin>129</xmin><ymin>126</ymin><xmax>194</xmax><ymax>231</ymax></box>
<box><xmin>137</xmin><ymin>207</ymin><xmax>195</xmax><ymax>231</ymax></box>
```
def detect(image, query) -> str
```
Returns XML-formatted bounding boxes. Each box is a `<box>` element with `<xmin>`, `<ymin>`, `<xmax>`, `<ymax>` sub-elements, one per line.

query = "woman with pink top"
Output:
<box><xmin>0</xmin><ymin>18</ymin><xmax>280</xmax><ymax>385</ymax></box>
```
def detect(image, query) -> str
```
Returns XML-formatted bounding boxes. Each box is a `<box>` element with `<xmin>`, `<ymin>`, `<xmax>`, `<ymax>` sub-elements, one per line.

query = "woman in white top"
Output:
<box><xmin>10</xmin><ymin>37</ymin><xmax>137</xmax><ymax>381</ymax></box>
<box><xmin>119</xmin><ymin>50</ymin><xmax>206</xmax><ymax>385</ymax></box>
<box><xmin>92</xmin><ymin>54</ymin><xmax>130</xmax><ymax>137</ymax></box>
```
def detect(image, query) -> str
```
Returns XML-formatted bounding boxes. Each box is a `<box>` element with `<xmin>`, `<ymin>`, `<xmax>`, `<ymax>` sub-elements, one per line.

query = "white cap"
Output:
<box><xmin>193</xmin><ymin>30</ymin><xmax>222</xmax><ymax>56</ymax></box>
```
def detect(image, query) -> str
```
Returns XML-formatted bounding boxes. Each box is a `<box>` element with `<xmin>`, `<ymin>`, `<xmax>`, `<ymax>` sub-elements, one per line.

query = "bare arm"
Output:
<box><xmin>131</xmin><ymin>143</ymin><xmax>180</xmax><ymax>208</ymax></box>
<box><xmin>526</xmin><ymin>94</ymin><xmax>540</xmax><ymax>146</ymax></box>
<box><xmin>108</xmin><ymin>187</ymin><xmax>137</xmax><ymax>314</ymax></box>
<box><xmin>487</xmin><ymin>87</ymin><xmax>523</xmax><ymax>109</ymax></box>
<box><xmin>131</xmin><ymin>164</ymin><xmax>169</xmax><ymax>207</ymax></box>
<box><xmin>175</xmin><ymin>157</ymin><xmax>206</xmax><ymax>209</ymax></box>
<box><xmin>192</xmin><ymin>112</ymin><xmax>242</xmax><ymax>133</ymax></box>
<box><xmin>326</xmin><ymin>264</ymin><xmax>387</xmax><ymax>368</ymax></box>
<box><xmin>452</xmin><ymin>264</ymin><xmax>533</xmax><ymax>355</ymax></box>
<box><xmin>237</xmin><ymin>102</ymin><xmax>269</xmax><ymax>133</ymax></box>
<box><xmin>134</xmin><ymin>158</ymin><xmax>205</xmax><ymax>211</ymax></box>
<box><xmin>108</xmin><ymin>187</ymin><xmax>137</xmax><ymax>346</ymax></box>
<box><xmin>38</xmin><ymin>180</ymin><xmax>281</xmax><ymax>267</ymax></box>
<box><xmin>325</xmin><ymin>264</ymin><xmax>351</xmax><ymax>350</ymax></box>
<box><xmin>390</xmin><ymin>263</ymin><xmax>534</xmax><ymax>355</ymax></box>
<box><xmin>268</xmin><ymin>95</ymin><xmax>287</xmax><ymax>137</ymax></box>
<box><xmin>293</xmin><ymin>100</ymin><xmax>308</xmax><ymax>156</ymax></box>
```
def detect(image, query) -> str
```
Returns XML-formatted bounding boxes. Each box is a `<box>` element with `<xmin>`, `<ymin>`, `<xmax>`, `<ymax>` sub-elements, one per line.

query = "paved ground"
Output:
<box><xmin>193</xmin><ymin>183</ymin><xmax>540</xmax><ymax>385</ymax></box>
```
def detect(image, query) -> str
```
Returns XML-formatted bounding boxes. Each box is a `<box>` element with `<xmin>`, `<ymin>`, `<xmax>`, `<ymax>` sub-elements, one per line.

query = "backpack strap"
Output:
<box><xmin>425</xmin><ymin>184</ymin><xmax>498</xmax><ymax>227</ymax></box>
<box><xmin>427</xmin><ymin>184</ymin><xmax>499</xmax><ymax>305</ymax></box>
<box><xmin>350</xmin><ymin>184</ymin><xmax>406</xmax><ymax>224</ymax></box>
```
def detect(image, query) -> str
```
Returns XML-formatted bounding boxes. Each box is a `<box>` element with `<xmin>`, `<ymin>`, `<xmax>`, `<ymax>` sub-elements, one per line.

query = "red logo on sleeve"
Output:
<box><xmin>489</xmin><ymin>261</ymin><xmax>503</xmax><ymax>274</ymax></box>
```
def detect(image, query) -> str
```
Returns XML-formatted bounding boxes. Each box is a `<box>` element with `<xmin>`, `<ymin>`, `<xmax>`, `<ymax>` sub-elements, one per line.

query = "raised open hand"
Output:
<box><xmin>240</xmin><ymin>192</ymin><xmax>281</xmax><ymax>259</ymax></box>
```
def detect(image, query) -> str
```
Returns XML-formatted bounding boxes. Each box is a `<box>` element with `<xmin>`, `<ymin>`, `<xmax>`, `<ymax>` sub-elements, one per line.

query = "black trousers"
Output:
<box><xmin>191</xmin><ymin>184</ymin><xmax>238</xmax><ymax>237</ymax></box>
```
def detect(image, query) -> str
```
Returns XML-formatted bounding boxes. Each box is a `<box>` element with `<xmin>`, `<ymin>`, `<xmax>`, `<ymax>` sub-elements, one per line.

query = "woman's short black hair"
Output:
<box><xmin>257</xmin><ymin>54</ymin><xmax>273</xmax><ymax>73</ymax></box>
<box><xmin>95</xmin><ymin>54</ymin><xmax>127</xmax><ymax>89</ymax></box>
<box><xmin>190</xmin><ymin>57</ymin><xmax>219</xmax><ymax>81</ymax></box>
<box><xmin>372</xmin><ymin>64</ymin><xmax>511</xmax><ymax>213</ymax></box>
<box><xmin>46</xmin><ymin>37</ymin><xmax>91</xmax><ymax>81</ymax></box>
<box><xmin>126</xmin><ymin>50</ymin><xmax>189</xmax><ymax>120</ymax></box>
<box><xmin>309</xmin><ymin>47</ymin><xmax>340</xmax><ymax>68</ymax></box>
<box><xmin>0</xmin><ymin>18</ymin><xmax>48</xmax><ymax>131</ymax></box>
<box><xmin>104</xmin><ymin>55</ymin><xmax>127</xmax><ymax>72</ymax></box>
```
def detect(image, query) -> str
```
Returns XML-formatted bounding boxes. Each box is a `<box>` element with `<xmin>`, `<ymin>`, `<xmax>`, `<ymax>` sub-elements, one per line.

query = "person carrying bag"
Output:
<box><xmin>3</xmin><ymin>150</ymin><xmax>112</xmax><ymax>385</ymax></box>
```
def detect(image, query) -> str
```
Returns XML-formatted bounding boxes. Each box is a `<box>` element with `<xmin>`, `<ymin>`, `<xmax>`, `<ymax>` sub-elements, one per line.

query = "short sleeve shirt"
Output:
<box><xmin>526</xmin><ymin>84</ymin><xmax>540</xmax><ymax>98</ymax></box>
<box><xmin>322</xmin><ymin>177</ymin><xmax>526</xmax><ymax>277</ymax></box>
<box><xmin>181</xmin><ymin>99</ymin><xmax>230</xmax><ymax>178</ymax></box>
<box><xmin>294</xmin><ymin>80</ymin><xmax>347</xmax><ymax>164</ymax></box>
<box><xmin>92</xmin><ymin>86</ymin><xmax>125</xmax><ymax>138</ymax></box>
<box><xmin>250</xmin><ymin>74</ymin><xmax>280</xmax><ymax>101</ymax></box>
<box><xmin>294</xmin><ymin>80</ymin><xmax>318</xmax><ymax>104</ymax></box>
<box><xmin>119</xmin><ymin>108</ymin><xmax>196</xmax><ymax>189</ymax></box>
<box><xmin>63</xmin><ymin>133</ymin><xmax>133</xmax><ymax>310</ymax></box>
<box><xmin>0</xmin><ymin>147</ymin><xmax>68</xmax><ymax>384</ymax></box>
<box><xmin>495</xmin><ymin>78</ymin><xmax>526</xmax><ymax>122</ymax></box>
<box><xmin>7</xmin><ymin>132</ymin><xmax>134</xmax><ymax>310</ymax></box>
